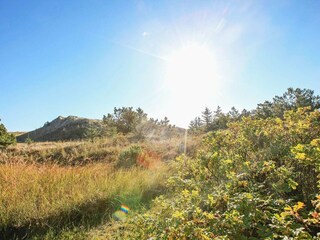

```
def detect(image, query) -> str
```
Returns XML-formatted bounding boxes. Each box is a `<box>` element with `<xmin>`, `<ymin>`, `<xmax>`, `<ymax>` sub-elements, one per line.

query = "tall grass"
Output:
<box><xmin>0</xmin><ymin>162</ymin><xmax>167</xmax><ymax>238</ymax></box>
<box><xmin>0</xmin><ymin>135</ymin><xmax>198</xmax><ymax>238</ymax></box>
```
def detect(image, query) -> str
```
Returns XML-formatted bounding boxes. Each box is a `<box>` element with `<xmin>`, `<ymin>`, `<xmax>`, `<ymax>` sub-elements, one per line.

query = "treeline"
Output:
<box><xmin>89</xmin><ymin>107</ymin><xmax>181</xmax><ymax>141</ymax></box>
<box><xmin>102</xmin><ymin>107</ymin><xmax>172</xmax><ymax>135</ymax></box>
<box><xmin>189</xmin><ymin>87</ymin><xmax>320</xmax><ymax>133</ymax></box>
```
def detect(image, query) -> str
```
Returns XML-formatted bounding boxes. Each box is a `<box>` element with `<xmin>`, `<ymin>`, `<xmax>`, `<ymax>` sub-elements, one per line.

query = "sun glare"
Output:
<box><xmin>164</xmin><ymin>43</ymin><xmax>218</xmax><ymax>98</ymax></box>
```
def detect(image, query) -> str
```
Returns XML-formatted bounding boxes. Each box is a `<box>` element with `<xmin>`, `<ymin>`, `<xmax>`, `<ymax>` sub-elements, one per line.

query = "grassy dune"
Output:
<box><xmin>0</xmin><ymin>135</ymin><xmax>189</xmax><ymax>239</ymax></box>
<box><xmin>2</xmin><ymin>134</ymin><xmax>198</xmax><ymax>165</ymax></box>
<box><xmin>0</xmin><ymin>132</ymin><xmax>202</xmax><ymax>239</ymax></box>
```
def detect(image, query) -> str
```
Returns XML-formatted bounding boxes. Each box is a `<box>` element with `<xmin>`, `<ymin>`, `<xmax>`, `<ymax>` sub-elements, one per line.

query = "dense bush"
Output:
<box><xmin>111</xmin><ymin>108</ymin><xmax>320</xmax><ymax>239</ymax></box>
<box><xmin>117</xmin><ymin>145</ymin><xmax>143</xmax><ymax>169</ymax></box>
<box><xmin>0</xmin><ymin>120</ymin><xmax>15</xmax><ymax>149</ymax></box>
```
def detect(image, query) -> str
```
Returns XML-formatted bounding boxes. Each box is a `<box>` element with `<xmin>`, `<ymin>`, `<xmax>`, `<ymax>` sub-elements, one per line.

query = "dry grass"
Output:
<box><xmin>1</xmin><ymin>134</ymin><xmax>198</xmax><ymax>166</ymax></box>
<box><xmin>1</xmin><ymin>137</ymin><xmax>126</xmax><ymax>165</ymax></box>
<box><xmin>0</xmin><ymin>134</ymin><xmax>201</xmax><ymax>238</ymax></box>
<box><xmin>0</xmin><ymin>162</ymin><xmax>168</xmax><ymax>238</ymax></box>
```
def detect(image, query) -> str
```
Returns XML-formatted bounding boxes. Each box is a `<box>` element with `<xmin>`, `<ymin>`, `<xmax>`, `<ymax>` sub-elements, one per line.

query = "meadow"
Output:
<box><xmin>0</xmin><ymin>135</ymin><xmax>200</xmax><ymax>239</ymax></box>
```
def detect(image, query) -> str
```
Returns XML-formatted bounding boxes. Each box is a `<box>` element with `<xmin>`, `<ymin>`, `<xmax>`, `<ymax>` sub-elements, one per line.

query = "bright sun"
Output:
<box><xmin>164</xmin><ymin>43</ymin><xmax>218</xmax><ymax>98</ymax></box>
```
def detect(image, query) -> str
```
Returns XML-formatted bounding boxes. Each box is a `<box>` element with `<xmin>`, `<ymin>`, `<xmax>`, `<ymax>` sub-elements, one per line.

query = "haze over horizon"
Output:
<box><xmin>1</xmin><ymin>0</ymin><xmax>319</xmax><ymax>132</ymax></box>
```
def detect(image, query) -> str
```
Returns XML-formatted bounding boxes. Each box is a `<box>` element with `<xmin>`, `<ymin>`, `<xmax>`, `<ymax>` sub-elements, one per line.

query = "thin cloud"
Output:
<box><xmin>109</xmin><ymin>40</ymin><xmax>167</xmax><ymax>61</ymax></box>
<box><xmin>142</xmin><ymin>31</ymin><xmax>151</xmax><ymax>37</ymax></box>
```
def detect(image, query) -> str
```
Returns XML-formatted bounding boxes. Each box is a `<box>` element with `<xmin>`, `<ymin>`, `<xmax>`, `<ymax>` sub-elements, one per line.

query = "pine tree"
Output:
<box><xmin>211</xmin><ymin>106</ymin><xmax>228</xmax><ymax>131</ymax></box>
<box><xmin>0</xmin><ymin>120</ymin><xmax>16</xmax><ymax>149</ymax></box>
<box><xmin>201</xmin><ymin>107</ymin><xmax>212</xmax><ymax>129</ymax></box>
<box><xmin>189</xmin><ymin>117</ymin><xmax>203</xmax><ymax>133</ymax></box>
<box><xmin>254</xmin><ymin>88</ymin><xmax>320</xmax><ymax>119</ymax></box>
<box><xmin>228</xmin><ymin>106</ymin><xmax>240</xmax><ymax>121</ymax></box>
<box><xmin>161</xmin><ymin>117</ymin><xmax>170</xmax><ymax>126</ymax></box>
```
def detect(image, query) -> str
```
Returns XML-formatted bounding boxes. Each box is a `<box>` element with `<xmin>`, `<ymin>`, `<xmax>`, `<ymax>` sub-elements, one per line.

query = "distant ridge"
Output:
<box><xmin>17</xmin><ymin>116</ymin><xmax>103</xmax><ymax>142</ymax></box>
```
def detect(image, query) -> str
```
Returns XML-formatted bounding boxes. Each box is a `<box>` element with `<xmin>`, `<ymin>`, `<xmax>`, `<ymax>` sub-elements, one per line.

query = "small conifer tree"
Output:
<box><xmin>0</xmin><ymin>120</ymin><xmax>16</xmax><ymax>149</ymax></box>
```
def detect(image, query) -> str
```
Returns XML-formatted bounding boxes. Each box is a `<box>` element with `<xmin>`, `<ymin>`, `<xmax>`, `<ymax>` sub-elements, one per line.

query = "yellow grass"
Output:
<box><xmin>0</xmin><ymin>162</ymin><xmax>167</xmax><ymax>235</ymax></box>
<box><xmin>0</xmin><ymin>135</ymin><xmax>199</xmax><ymax>238</ymax></box>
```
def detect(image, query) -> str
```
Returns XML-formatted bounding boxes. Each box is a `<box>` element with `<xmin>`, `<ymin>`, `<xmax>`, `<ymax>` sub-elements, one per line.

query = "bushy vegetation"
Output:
<box><xmin>102</xmin><ymin>107</ymin><xmax>182</xmax><ymax>140</ymax></box>
<box><xmin>0</xmin><ymin>120</ymin><xmax>15</xmax><ymax>148</ymax></box>
<box><xmin>107</xmin><ymin>107</ymin><xmax>320</xmax><ymax>239</ymax></box>
<box><xmin>117</xmin><ymin>145</ymin><xmax>143</xmax><ymax>169</ymax></box>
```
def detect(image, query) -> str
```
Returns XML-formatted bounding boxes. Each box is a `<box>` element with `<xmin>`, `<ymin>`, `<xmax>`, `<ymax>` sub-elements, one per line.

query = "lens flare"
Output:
<box><xmin>113</xmin><ymin>204</ymin><xmax>130</xmax><ymax>221</ymax></box>
<box><xmin>120</xmin><ymin>204</ymin><xmax>130</xmax><ymax>213</ymax></box>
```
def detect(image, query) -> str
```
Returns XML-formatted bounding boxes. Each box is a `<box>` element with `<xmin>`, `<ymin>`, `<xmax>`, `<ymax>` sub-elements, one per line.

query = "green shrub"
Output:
<box><xmin>117</xmin><ymin>145</ymin><xmax>143</xmax><ymax>169</ymax></box>
<box><xmin>108</xmin><ymin>108</ymin><xmax>320</xmax><ymax>239</ymax></box>
<box><xmin>0</xmin><ymin>121</ymin><xmax>15</xmax><ymax>149</ymax></box>
<box><xmin>25</xmin><ymin>136</ymin><xmax>33</xmax><ymax>145</ymax></box>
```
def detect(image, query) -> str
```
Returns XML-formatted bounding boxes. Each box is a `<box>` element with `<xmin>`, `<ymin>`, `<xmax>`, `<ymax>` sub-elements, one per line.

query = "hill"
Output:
<box><xmin>16</xmin><ymin>114</ymin><xmax>186</xmax><ymax>143</ymax></box>
<box><xmin>16</xmin><ymin>116</ymin><xmax>103</xmax><ymax>142</ymax></box>
<box><xmin>9</xmin><ymin>132</ymin><xmax>27</xmax><ymax>137</ymax></box>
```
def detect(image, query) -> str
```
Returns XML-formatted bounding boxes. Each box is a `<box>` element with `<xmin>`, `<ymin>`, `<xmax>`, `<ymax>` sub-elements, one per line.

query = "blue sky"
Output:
<box><xmin>1</xmin><ymin>0</ymin><xmax>319</xmax><ymax>131</ymax></box>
